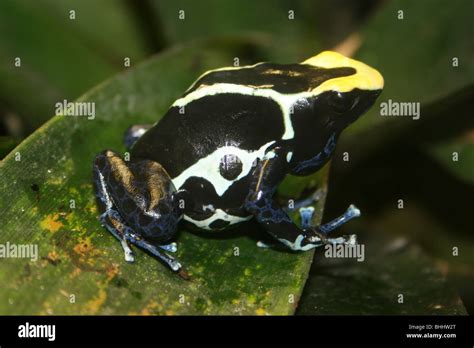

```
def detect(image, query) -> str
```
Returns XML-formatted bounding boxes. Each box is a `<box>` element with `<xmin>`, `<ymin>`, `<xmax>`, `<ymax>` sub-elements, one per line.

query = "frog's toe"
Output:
<box><xmin>124</xmin><ymin>253</ymin><xmax>135</xmax><ymax>263</ymax></box>
<box><xmin>298</xmin><ymin>204</ymin><xmax>360</xmax><ymax>234</ymax></box>
<box><xmin>294</xmin><ymin>204</ymin><xmax>361</xmax><ymax>249</ymax></box>
<box><xmin>159</xmin><ymin>242</ymin><xmax>178</xmax><ymax>253</ymax></box>
<box><xmin>121</xmin><ymin>240</ymin><xmax>135</xmax><ymax>262</ymax></box>
<box><xmin>299</xmin><ymin>206</ymin><xmax>315</xmax><ymax>229</ymax></box>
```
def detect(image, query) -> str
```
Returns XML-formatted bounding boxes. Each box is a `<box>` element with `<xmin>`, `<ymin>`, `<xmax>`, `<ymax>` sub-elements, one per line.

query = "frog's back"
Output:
<box><xmin>131</xmin><ymin>93</ymin><xmax>285</xmax><ymax>179</ymax></box>
<box><xmin>131</xmin><ymin>61</ymin><xmax>354</xmax><ymax>177</ymax></box>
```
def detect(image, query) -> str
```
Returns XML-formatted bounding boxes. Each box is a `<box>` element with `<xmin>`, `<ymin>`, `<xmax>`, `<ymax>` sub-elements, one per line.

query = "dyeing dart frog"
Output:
<box><xmin>92</xmin><ymin>51</ymin><xmax>384</xmax><ymax>277</ymax></box>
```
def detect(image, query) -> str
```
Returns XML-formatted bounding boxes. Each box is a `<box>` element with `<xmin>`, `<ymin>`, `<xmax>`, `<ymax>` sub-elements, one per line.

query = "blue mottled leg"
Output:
<box><xmin>103</xmin><ymin>214</ymin><xmax>135</xmax><ymax>262</ymax></box>
<box><xmin>129</xmin><ymin>235</ymin><xmax>182</xmax><ymax>272</ymax></box>
<box><xmin>257</xmin><ymin>195</ymin><xmax>321</xmax><ymax>249</ymax></box>
<box><xmin>103</xmin><ymin>211</ymin><xmax>182</xmax><ymax>271</ymax></box>
<box><xmin>96</xmin><ymin>187</ymin><xmax>181</xmax><ymax>269</ymax></box>
<box><xmin>124</xmin><ymin>124</ymin><xmax>153</xmax><ymax>150</ymax></box>
<box><xmin>319</xmin><ymin>204</ymin><xmax>360</xmax><ymax>234</ymax></box>
<box><xmin>95</xmin><ymin>166</ymin><xmax>136</xmax><ymax>262</ymax></box>
<box><xmin>93</xmin><ymin>150</ymin><xmax>185</xmax><ymax>274</ymax></box>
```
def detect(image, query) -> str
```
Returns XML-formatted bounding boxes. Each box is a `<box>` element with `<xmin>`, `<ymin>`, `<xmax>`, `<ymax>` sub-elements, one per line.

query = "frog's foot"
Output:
<box><xmin>256</xmin><ymin>190</ymin><xmax>323</xmax><ymax>250</ymax></box>
<box><xmin>299</xmin><ymin>204</ymin><xmax>360</xmax><ymax>248</ymax></box>
<box><xmin>93</xmin><ymin>150</ymin><xmax>185</xmax><ymax>275</ymax></box>
<box><xmin>123</xmin><ymin>124</ymin><xmax>153</xmax><ymax>150</ymax></box>
<box><xmin>121</xmin><ymin>239</ymin><xmax>135</xmax><ymax>262</ymax></box>
<box><xmin>99</xmin><ymin>204</ymin><xmax>182</xmax><ymax>272</ymax></box>
<box><xmin>159</xmin><ymin>242</ymin><xmax>178</xmax><ymax>253</ymax></box>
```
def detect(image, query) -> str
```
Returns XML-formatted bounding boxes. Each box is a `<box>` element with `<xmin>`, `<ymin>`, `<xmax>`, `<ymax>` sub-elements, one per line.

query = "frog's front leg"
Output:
<box><xmin>244</xmin><ymin>148</ymin><xmax>359</xmax><ymax>251</ymax></box>
<box><xmin>298</xmin><ymin>206</ymin><xmax>359</xmax><ymax>247</ymax></box>
<box><xmin>92</xmin><ymin>150</ymin><xmax>185</xmax><ymax>274</ymax></box>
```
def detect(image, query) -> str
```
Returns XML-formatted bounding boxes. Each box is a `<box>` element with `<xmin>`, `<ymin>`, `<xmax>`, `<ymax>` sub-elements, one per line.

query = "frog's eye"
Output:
<box><xmin>328</xmin><ymin>92</ymin><xmax>359</xmax><ymax>115</ymax></box>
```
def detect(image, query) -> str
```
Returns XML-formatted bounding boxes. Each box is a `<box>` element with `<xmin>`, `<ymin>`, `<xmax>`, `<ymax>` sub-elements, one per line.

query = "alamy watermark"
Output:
<box><xmin>0</xmin><ymin>242</ymin><xmax>38</xmax><ymax>261</ymax></box>
<box><xmin>380</xmin><ymin>99</ymin><xmax>420</xmax><ymax>120</ymax></box>
<box><xmin>18</xmin><ymin>322</ymin><xmax>55</xmax><ymax>341</ymax></box>
<box><xmin>55</xmin><ymin>99</ymin><xmax>95</xmax><ymax>120</ymax></box>
<box><xmin>324</xmin><ymin>242</ymin><xmax>365</xmax><ymax>262</ymax></box>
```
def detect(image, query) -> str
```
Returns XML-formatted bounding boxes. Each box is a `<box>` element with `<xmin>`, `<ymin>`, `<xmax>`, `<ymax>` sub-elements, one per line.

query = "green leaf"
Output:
<box><xmin>0</xmin><ymin>38</ymin><xmax>324</xmax><ymax>315</ymax></box>
<box><xmin>0</xmin><ymin>0</ymin><xmax>149</xmax><ymax>133</ymax></box>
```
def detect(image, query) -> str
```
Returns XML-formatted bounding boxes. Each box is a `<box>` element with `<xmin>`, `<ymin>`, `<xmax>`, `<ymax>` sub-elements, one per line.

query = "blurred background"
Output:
<box><xmin>0</xmin><ymin>0</ymin><xmax>472</xmax><ymax>314</ymax></box>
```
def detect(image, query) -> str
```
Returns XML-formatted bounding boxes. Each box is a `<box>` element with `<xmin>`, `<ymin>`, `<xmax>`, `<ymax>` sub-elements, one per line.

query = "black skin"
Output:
<box><xmin>92</xmin><ymin>61</ymin><xmax>382</xmax><ymax>274</ymax></box>
<box><xmin>244</xmin><ymin>89</ymin><xmax>382</xmax><ymax>249</ymax></box>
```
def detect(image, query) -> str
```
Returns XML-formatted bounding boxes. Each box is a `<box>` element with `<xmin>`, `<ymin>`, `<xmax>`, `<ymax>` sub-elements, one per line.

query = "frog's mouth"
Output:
<box><xmin>333</xmin><ymin>88</ymin><xmax>383</xmax><ymax>131</ymax></box>
<box><xmin>352</xmin><ymin>88</ymin><xmax>382</xmax><ymax>119</ymax></box>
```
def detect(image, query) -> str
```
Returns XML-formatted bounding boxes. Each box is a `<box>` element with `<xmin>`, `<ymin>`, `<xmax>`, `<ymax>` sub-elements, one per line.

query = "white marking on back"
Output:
<box><xmin>172</xmin><ymin>84</ymin><xmax>298</xmax><ymax>140</ymax></box>
<box><xmin>184</xmin><ymin>209</ymin><xmax>252</xmax><ymax>230</ymax></box>
<box><xmin>172</xmin><ymin>141</ymin><xmax>275</xmax><ymax>196</ymax></box>
<box><xmin>184</xmin><ymin>62</ymin><xmax>265</xmax><ymax>93</ymax></box>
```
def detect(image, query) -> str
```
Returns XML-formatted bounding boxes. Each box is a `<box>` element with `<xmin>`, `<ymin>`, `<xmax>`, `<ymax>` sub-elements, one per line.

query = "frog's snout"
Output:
<box><xmin>355</xmin><ymin>59</ymin><xmax>384</xmax><ymax>92</ymax></box>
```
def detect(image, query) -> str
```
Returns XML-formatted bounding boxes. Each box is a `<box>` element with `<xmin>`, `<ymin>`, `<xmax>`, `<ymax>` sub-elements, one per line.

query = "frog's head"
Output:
<box><xmin>303</xmin><ymin>51</ymin><xmax>384</xmax><ymax>132</ymax></box>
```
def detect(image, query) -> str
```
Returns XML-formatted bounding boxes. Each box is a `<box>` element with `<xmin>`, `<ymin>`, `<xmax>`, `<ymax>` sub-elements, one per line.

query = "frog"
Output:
<box><xmin>92</xmin><ymin>51</ymin><xmax>384</xmax><ymax>277</ymax></box>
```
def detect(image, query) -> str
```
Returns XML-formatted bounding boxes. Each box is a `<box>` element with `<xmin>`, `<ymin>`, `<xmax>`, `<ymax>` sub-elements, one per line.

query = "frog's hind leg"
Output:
<box><xmin>123</xmin><ymin>124</ymin><xmax>153</xmax><ymax>150</ymax></box>
<box><xmin>100</xmin><ymin>208</ymin><xmax>181</xmax><ymax>271</ymax></box>
<box><xmin>93</xmin><ymin>150</ymin><xmax>185</xmax><ymax>275</ymax></box>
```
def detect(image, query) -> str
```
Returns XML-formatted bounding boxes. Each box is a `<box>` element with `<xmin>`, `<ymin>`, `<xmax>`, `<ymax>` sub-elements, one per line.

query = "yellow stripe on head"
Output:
<box><xmin>302</xmin><ymin>51</ymin><xmax>384</xmax><ymax>94</ymax></box>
